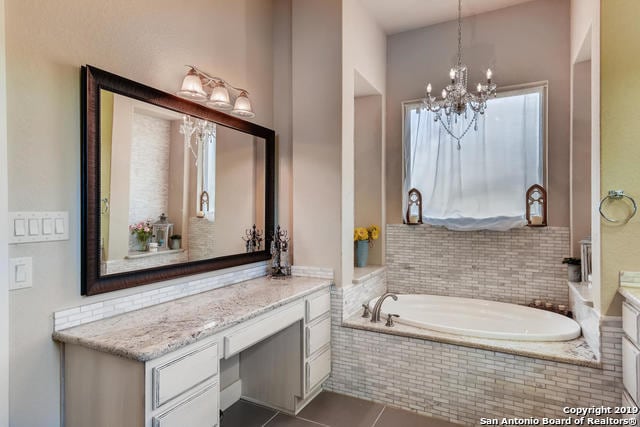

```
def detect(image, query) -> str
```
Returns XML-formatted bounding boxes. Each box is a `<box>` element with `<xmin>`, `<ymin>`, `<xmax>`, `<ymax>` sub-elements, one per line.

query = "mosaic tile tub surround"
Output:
<box><xmin>386</xmin><ymin>225</ymin><xmax>571</xmax><ymax>306</ymax></box>
<box><xmin>327</xmin><ymin>287</ymin><xmax>623</xmax><ymax>426</ymax></box>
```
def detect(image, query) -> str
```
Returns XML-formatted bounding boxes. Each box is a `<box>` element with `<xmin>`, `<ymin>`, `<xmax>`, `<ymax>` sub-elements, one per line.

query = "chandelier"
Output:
<box><xmin>179</xmin><ymin>115</ymin><xmax>216</xmax><ymax>164</ymax></box>
<box><xmin>423</xmin><ymin>0</ymin><xmax>497</xmax><ymax>149</ymax></box>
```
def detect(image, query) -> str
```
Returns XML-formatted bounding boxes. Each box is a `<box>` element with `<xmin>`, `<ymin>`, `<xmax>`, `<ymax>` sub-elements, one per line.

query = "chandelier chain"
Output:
<box><xmin>457</xmin><ymin>0</ymin><xmax>462</xmax><ymax>67</ymax></box>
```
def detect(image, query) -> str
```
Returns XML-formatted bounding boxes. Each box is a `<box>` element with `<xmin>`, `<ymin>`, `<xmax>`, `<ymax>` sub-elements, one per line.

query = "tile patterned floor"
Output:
<box><xmin>221</xmin><ymin>391</ymin><xmax>460</xmax><ymax>427</ymax></box>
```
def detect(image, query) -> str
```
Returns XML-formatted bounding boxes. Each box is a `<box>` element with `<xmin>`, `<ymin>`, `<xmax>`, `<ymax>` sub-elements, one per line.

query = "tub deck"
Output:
<box><xmin>343</xmin><ymin>312</ymin><xmax>598</xmax><ymax>368</ymax></box>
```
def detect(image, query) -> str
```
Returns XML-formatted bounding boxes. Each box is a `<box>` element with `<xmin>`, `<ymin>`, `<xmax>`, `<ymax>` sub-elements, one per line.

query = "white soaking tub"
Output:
<box><xmin>369</xmin><ymin>294</ymin><xmax>581</xmax><ymax>341</ymax></box>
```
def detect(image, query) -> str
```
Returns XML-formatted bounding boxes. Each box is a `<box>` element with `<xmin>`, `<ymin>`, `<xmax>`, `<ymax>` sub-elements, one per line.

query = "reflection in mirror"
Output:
<box><xmin>99</xmin><ymin>90</ymin><xmax>265</xmax><ymax>275</ymax></box>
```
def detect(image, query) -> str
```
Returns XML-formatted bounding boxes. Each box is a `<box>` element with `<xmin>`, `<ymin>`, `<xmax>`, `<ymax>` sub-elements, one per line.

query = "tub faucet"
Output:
<box><xmin>370</xmin><ymin>292</ymin><xmax>398</xmax><ymax>323</ymax></box>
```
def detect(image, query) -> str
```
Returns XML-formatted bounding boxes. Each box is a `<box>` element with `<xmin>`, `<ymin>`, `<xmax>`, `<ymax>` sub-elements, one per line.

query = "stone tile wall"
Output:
<box><xmin>386</xmin><ymin>225</ymin><xmax>571</xmax><ymax>306</ymax></box>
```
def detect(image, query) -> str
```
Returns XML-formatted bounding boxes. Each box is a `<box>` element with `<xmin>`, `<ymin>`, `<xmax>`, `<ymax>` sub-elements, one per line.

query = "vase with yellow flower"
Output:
<box><xmin>353</xmin><ymin>225</ymin><xmax>380</xmax><ymax>267</ymax></box>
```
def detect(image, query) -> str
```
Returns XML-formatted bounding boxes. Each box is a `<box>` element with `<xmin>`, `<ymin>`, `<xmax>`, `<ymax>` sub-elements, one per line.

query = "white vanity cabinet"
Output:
<box><xmin>621</xmin><ymin>295</ymin><xmax>640</xmax><ymax>413</ymax></box>
<box><xmin>64</xmin><ymin>330</ymin><xmax>222</xmax><ymax>427</ymax></box>
<box><xmin>60</xmin><ymin>281</ymin><xmax>332</xmax><ymax>427</ymax></box>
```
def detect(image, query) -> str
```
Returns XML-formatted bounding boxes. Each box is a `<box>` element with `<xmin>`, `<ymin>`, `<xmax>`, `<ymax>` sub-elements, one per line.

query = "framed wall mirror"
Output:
<box><xmin>82</xmin><ymin>66</ymin><xmax>275</xmax><ymax>296</ymax></box>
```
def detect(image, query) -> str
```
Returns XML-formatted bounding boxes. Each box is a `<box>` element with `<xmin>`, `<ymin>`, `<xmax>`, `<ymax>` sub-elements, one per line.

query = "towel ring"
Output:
<box><xmin>599</xmin><ymin>190</ymin><xmax>637</xmax><ymax>224</ymax></box>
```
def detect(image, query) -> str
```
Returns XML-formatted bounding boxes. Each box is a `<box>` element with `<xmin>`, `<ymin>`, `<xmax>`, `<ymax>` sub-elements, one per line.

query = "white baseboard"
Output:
<box><xmin>220</xmin><ymin>379</ymin><xmax>242</xmax><ymax>411</ymax></box>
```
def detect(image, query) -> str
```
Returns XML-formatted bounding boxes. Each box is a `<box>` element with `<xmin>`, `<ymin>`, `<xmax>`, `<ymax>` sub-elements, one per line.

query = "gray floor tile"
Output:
<box><xmin>265</xmin><ymin>413</ymin><xmax>326</xmax><ymax>427</ymax></box>
<box><xmin>221</xmin><ymin>400</ymin><xmax>277</xmax><ymax>427</ymax></box>
<box><xmin>373</xmin><ymin>406</ymin><xmax>460</xmax><ymax>427</ymax></box>
<box><xmin>297</xmin><ymin>391</ymin><xmax>384</xmax><ymax>427</ymax></box>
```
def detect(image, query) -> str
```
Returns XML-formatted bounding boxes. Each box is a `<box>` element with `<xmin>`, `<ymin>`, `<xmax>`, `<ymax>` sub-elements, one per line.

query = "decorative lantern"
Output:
<box><xmin>152</xmin><ymin>213</ymin><xmax>174</xmax><ymax>249</ymax></box>
<box><xmin>406</xmin><ymin>188</ymin><xmax>423</xmax><ymax>225</ymax></box>
<box><xmin>197</xmin><ymin>191</ymin><xmax>209</xmax><ymax>218</ymax></box>
<box><xmin>526</xmin><ymin>184</ymin><xmax>547</xmax><ymax>227</ymax></box>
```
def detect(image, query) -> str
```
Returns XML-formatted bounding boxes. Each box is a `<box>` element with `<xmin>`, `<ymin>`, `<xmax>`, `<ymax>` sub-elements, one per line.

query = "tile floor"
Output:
<box><xmin>221</xmin><ymin>391</ymin><xmax>460</xmax><ymax>427</ymax></box>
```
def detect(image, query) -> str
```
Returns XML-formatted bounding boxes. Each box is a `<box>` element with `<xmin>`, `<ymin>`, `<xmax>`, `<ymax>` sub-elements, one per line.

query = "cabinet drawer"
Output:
<box><xmin>306</xmin><ymin>347</ymin><xmax>331</xmax><ymax>393</ymax></box>
<box><xmin>153</xmin><ymin>382</ymin><xmax>219</xmax><ymax>427</ymax></box>
<box><xmin>306</xmin><ymin>316</ymin><xmax>331</xmax><ymax>357</ymax></box>
<box><xmin>306</xmin><ymin>291</ymin><xmax>330</xmax><ymax>322</ymax></box>
<box><xmin>623</xmin><ymin>337</ymin><xmax>640</xmax><ymax>403</ymax></box>
<box><xmin>153</xmin><ymin>342</ymin><xmax>218</xmax><ymax>409</ymax></box>
<box><xmin>224</xmin><ymin>302</ymin><xmax>304</xmax><ymax>358</ymax></box>
<box><xmin>624</xmin><ymin>302</ymin><xmax>640</xmax><ymax>345</ymax></box>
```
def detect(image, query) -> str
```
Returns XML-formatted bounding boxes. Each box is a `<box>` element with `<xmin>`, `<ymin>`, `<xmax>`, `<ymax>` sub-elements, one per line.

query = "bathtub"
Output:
<box><xmin>369</xmin><ymin>294</ymin><xmax>581</xmax><ymax>342</ymax></box>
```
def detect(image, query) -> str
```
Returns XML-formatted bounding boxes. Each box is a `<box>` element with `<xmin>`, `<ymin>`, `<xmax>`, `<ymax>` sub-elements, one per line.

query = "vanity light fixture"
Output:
<box><xmin>423</xmin><ymin>0</ymin><xmax>497</xmax><ymax>148</ymax></box>
<box><xmin>176</xmin><ymin>65</ymin><xmax>255</xmax><ymax>119</ymax></box>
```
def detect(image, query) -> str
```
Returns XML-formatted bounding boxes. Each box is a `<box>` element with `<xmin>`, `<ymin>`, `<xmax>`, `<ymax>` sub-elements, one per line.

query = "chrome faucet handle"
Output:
<box><xmin>361</xmin><ymin>304</ymin><xmax>371</xmax><ymax>318</ymax></box>
<box><xmin>385</xmin><ymin>314</ymin><xmax>400</xmax><ymax>327</ymax></box>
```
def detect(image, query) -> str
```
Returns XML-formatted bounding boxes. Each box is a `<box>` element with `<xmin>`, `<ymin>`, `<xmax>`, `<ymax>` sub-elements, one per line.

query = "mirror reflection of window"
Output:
<box><xmin>197</xmin><ymin>123</ymin><xmax>216</xmax><ymax>221</ymax></box>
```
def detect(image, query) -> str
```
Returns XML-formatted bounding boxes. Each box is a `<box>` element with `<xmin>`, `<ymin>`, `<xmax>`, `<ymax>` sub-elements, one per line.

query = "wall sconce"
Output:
<box><xmin>526</xmin><ymin>184</ymin><xmax>547</xmax><ymax>227</ymax></box>
<box><xmin>176</xmin><ymin>65</ymin><xmax>255</xmax><ymax>119</ymax></box>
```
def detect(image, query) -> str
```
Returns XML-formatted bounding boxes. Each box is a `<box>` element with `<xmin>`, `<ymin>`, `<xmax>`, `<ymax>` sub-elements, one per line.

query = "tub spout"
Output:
<box><xmin>371</xmin><ymin>293</ymin><xmax>398</xmax><ymax>323</ymax></box>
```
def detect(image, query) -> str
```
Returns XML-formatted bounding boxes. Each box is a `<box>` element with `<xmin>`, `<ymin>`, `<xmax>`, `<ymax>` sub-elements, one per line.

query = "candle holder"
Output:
<box><xmin>270</xmin><ymin>225</ymin><xmax>291</xmax><ymax>278</ymax></box>
<box><xmin>405</xmin><ymin>188</ymin><xmax>423</xmax><ymax>225</ymax></box>
<box><xmin>526</xmin><ymin>184</ymin><xmax>547</xmax><ymax>227</ymax></box>
<box><xmin>242</xmin><ymin>224</ymin><xmax>264</xmax><ymax>253</ymax></box>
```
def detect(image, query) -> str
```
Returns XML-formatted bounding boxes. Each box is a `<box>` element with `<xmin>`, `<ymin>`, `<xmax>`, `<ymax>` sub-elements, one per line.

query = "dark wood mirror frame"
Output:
<box><xmin>81</xmin><ymin>65</ymin><xmax>275</xmax><ymax>296</ymax></box>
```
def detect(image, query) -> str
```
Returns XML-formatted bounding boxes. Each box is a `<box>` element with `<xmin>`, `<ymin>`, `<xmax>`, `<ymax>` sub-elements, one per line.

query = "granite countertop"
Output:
<box><xmin>53</xmin><ymin>276</ymin><xmax>331</xmax><ymax>362</ymax></box>
<box><xmin>619</xmin><ymin>286</ymin><xmax>640</xmax><ymax>308</ymax></box>
<box><xmin>343</xmin><ymin>313</ymin><xmax>599</xmax><ymax>368</ymax></box>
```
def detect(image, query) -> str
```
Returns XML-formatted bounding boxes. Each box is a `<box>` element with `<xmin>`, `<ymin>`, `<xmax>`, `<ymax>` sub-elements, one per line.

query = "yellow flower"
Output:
<box><xmin>353</xmin><ymin>230</ymin><xmax>358</xmax><ymax>242</ymax></box>
<box><xmin>356</xmin><ymin>227</ymin><xmax>369</xmax><ymax>241</ymax></box>
<box><xmin>367</xmin><ymin>225</ymin><xmax>380</xmax><ymax>237</ymax></box>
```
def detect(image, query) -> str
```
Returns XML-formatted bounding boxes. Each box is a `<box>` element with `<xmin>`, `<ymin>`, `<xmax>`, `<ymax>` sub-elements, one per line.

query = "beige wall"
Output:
<box><xmin>600</xmin><ymin>0</ymin><xmax>640</xmax><ymax>316</ymax></box>
<box><xmin>273</xmin><ymin>0</ymin><xmax>293</xmax><ymax>260</ymax></box>
<box><xmin>341</xmin><ymin>0</ymin><xmax>386</xmax><ymax>285</ymax></box>
<box><xmin>386</xmin><ymin>0</ymin><xmax>571</xmax><ymax>227</ymax></box>
<box><xmin>0</xmin><ymin>0</ymin><xmax>9</xmax><ymax>423</ymax></box>
<box><xmin>354</xmin><ymin>95</ymin><xmax>383</xmax><ymax>265</ymax></box>
<box><xmin>571</xmin><ymin>60</ymin><xmax>591</xmax><ymax>256</ymax></box>
<box><xmin>5</xmin><ymin>1</ymin><xmax>278</xmax><ymax>425</ymax></box>
<box><xmin>292</xmin><ymin>0</ymin><xmax>343</xmax><ymax>280</ymax></box>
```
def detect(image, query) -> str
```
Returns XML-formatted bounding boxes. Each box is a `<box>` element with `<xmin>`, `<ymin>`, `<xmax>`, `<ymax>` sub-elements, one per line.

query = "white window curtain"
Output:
<box><xmin>403</xmin><ymin>85</ymin><xmax>545</xmax><ymax>231</ymax></box>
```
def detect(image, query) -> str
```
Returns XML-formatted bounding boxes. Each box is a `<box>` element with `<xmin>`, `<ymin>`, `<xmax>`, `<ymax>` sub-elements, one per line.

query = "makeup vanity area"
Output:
<box><xmin>54</xmin><ymin>276</ymin><xmax>331</xmax><ymax>427</ymax></box>
<box><xmin>51</xmin><ymin>66</ymin><xmax>332</xmax><ymax>427</ymax></box>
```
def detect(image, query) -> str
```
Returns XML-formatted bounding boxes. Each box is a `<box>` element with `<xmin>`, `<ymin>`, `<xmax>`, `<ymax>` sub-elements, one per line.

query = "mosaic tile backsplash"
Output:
<box><xmin>386</xmin><ymin>225</ymin><xmax>571</xmax><ymax>306</ymax></box>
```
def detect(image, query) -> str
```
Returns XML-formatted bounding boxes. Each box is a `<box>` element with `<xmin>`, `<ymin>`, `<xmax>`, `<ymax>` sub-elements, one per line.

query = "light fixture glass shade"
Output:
<box><xmin>206</xmin><ymin>82</ymin><xmax>232</xmax><ymax>110</ymax></box>
<box><xmin>231</xmin><ymin>91</ymin><xmax>255</xmax><ymax>118</ymax></box>
<box><xmin>176</xmin><ymin>69</ymin><xmax>207</xmax><ymax>101</ymax></box>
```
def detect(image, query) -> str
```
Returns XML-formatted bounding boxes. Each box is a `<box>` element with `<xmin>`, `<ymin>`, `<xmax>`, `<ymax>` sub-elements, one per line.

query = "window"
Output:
<box><xmin>402</xmin><ymin>83</ymin><xmax>546</xmax><ymax>231</ymax></box>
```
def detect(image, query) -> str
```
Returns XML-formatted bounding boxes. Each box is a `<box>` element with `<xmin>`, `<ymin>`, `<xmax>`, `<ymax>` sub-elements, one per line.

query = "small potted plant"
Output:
<box><xmin>353</xmin><ymin>225</ymin><xmax>380</xmax><ymax>268</ymax></box>
<box><xmin>129</xmin><ymin>220</ymin><xmax>153</xmax><ymax>251</ymax></box>
<box><xmin>562</xmin><ymin>257</ymin><xmax>581</xmax><ymax>282</ymax></box>
<box><xmin>170</xmin><ymin>234</ymin><xmax>182</xmax><ymax>250</ymax></box>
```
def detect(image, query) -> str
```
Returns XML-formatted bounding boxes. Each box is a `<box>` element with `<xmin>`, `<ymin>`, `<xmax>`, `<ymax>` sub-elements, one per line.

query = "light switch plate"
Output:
<box><xmin>9</xmin><ymin>257</ymin><xmax>32</xmax><ymax>290</ymax></box>
<box><xmin>9</xmin><ymin>212</ymin><xmax>69</xmax><ymax>244</ymax></box>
